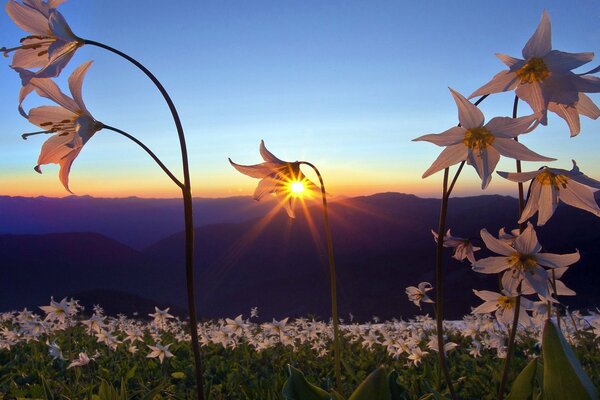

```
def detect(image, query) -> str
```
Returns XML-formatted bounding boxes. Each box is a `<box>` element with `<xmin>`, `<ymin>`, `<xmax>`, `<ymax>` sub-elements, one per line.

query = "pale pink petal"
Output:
<box><xmin>473</xmin><ymin>290</ymin><xmax>501</xmax><ymax>302</ymax></box>
<box><xmin>552</xmin><ymin>266</ymin><xmax>568</xmax><ymax>280</ymax></box>
<box><xmin>496</xmin><ymin>54</ymin><xmax>524</xmax><ymax>69</ymax></box>
<box><xmin>480</xmin><ymin>229</ymin><xmax>514</xmax><ymax>256</ymax></box>
<box><xmin>229</xmin><ymin>159</ymin><xmax>279</xmax><ymax>179</ymax></box>
<box><xmin>58</xmin><ymin>148</ymin><xmax>81</xmax><ymax>193</ymax></box>
<box><xmin>501</xmin><ymin>271</ymin><xmax>522</xmax><ymax>296</ymax></box>
<box><xmin>5</xmin><ymin>0</ymin><xmax>49</xmax><ymax>35</ymax></box>
<box><xmin>449</xmin><ymin>88</ymin><xmax>484</xmax><ymax>128</ymax></box>
<box><xmin>49</xmin><ymin>0</ymin><xmax>68</xmax><ymax>7</ymax></box>
<box><xmin>560</xmin><ymin>180</ymin><xmax>600</xmax><ymax>217</ymax></box>
<box><xmin>536</xmin><ymin>251</ymin><xmax>580</xmax><ymax>269</ymax></box>
<box><xmin>518</xmin><ymin>181</ymin><xmax>542</xmax><ymax>224</ymax></box>
<box><xmin>544</xmin><ymin>74</ymin><xmax>579</xmax><ymax>105</ymax></box>
<box><xmin>492</xmin><ymin>138</ymin><xmax>555</xmax><ymax>162</ymax></box>
<box><xmin>484</xmin><ymin>114</ymin><xmax>538</xmax><ymax>138</ymax></box>
<box><xmin>413</xmin><ymin>126</ymin><xmax>465</xmax><ymax>146</ymax></box>
<box><xmin>253</xmin><ymin>177</ymin><xmax>278</xmax><ymax>200</ymax></box>
<box><xmin>544</xmin><ymin>50</ymin><xmax>594</xmax><ymax>72</ymax></box>
<box><xmin>554</xmin><ymin>280</ymin><xmax>576</xmax><ymax>296</ymax></box>
<box><xmin>568</xmin><ymin>160</ymin><xmax>600</xmax><ymax>189</ymax></box>
<box><xmin>421</xmin><ymin>143</ymin><xmax>467</xmax><ymax>178</ymax></box>
<box><xmin>498</xmin><ymin>170</ymin><xmax>542</xmax><ymax>183</ymax></box>
<box><xmin>68</xmin><ymin>61</ymin><xmax>93</xmax><ymax>114</ymax></box>
<box><xmin>11</xmin><ymin>40</ymin><xmax>52</xmax><ymax>69</ymax></box>
<box><xmin>28</xmin><ymin>76</ymin><xmax>79</xmax><ymax>113</ymax></box>
<box><xmin>259</xmin><ymin>140</ymin><xmax>284</xmax><ymax>163</ymax></box>
<box><xmin>48</xmin><ymin>9</ymin><xmax>78</xmax><ymax>41</ymax></box>
<box><xmin>516</xmin><ymin>83</ymin><xmax>548</xmax><ymax>124</ymax></box>
<box><xmin>513</xmin><ymin>223</ymin><xmax>541</xmax><ymax>254</ymax></box>
<box><xmin>469</xmin><ymin>70</ymin><xmax>519</xmax><ymax>99</ymax></box>
<box><xmin>536</xmin><ymin>184</ymin><xmax>558</xmax><ymax>226</ymax></box>
<box><xmin>28</xmin><ymin>105</ymin><xmax>77</xmax><ymax>128</ymax></box>
<box><xmin>522</xmin><ymin>11</ymin><xmax>551</xmax><ymax>59</ymax></box>
<box><xmin>35</xmin><ymin>40</ymin><xmax>78</xmax><ymax>80</ymax></box>
<box><xmin>524</xmin><ymin>266</ymin><xmax>550</xmax><ymax>298</ymax></box>
<box><xmin>576</xmin><ymin>94</ymin><xmax>600</xmax><ymax>119</ymax></box>
<box><xmin>472</xmin><ymin>301</ymin><xmax>498</xmax><ymax>314</ymax></box>
<box><xmin>472</xmin><ymin>256</ymin><xmax>510</xmax><ymax>274</ymax></box>
<box><xmin>281</xmin><ymin>197</ymin><xmax>296</xmax><ymax>218</ymax></box>
<box><xmin>548</xmin><ymin>102</ymin><xmax>580</xmax><ymax>136</ymax></box>
<box><xmin>574</xmin><ymin>75</ymin><xmax>600</xmax><ymax>93</ymax></box>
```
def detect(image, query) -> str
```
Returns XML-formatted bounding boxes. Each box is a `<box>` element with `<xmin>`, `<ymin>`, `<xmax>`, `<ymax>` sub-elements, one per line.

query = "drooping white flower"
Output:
<box><xmin>405</xmin><ymin>282</ymin><xmax>435</xmax><ymax>309</ymax></box>
<box><xmin>472</xmin><ymin>223</ymin><xmax>579</xmax><ymax>300</ymax></box>
<box><xmin>414</xmin><ymin>88</ymin><xmax>553</xmax><ymax>189</ymax></box>
<box><xmin>229</xmin><ymin>140</ymin><xmax>318</xmax><ymax>218</ymax></box>
<box><xmin>469</xmin><ymin>11</ymin><xmax>600</xmax><ymax>136</ymax></box>
<box><xmin>498</xmin><ymin>160</ymin><xmax>600</xmax><ymax>226</ymax></box>
<box><xmin>20</xmin><ymin>61</ymin><xmax>103</xmax><ymax>192</ymax></box>
<box><xmin>47</xmin><ymin>340</ymin><xmax>64</xmax><ymax>360</ymax></box>
<box><xmin>472</xmin><ymin>290</ymin><xmax>533</xmax><ymax>327</ymax></box>
<box><xmin>146</xmin><ymin>343</ymin><xmax>174</xmax><ymax>363</ymax></box>
<box><xmin>67</xmin><ymin>352</ymin><xmax>90</xmax><ymax>369</ymax></box>
<box><xmin>39</xmin><ymin>297</ymin><xmax>73</xmax><ymax>322</ymax></box>
<box><xmin>407</xmin><ymin>346</ymin><xmax>428</xmax><ymax>367</ymax></box>
<box><xmin>432</xmin><ymin>229</ymin><xmax>480</xmax><ymax>263</ymax></box>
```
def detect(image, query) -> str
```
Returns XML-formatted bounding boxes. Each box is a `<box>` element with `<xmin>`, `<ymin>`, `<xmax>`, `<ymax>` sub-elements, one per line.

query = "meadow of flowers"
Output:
<box><xmin>2</xmin><ymin>1</ymin><xmax>600</xmax><ymax>399</ymax></box>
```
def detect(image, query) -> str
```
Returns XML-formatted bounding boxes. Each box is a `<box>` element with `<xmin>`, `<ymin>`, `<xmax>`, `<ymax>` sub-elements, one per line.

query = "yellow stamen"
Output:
<box><xmin>463</xmin><ymin>127</ymin><xmax>495</xmax><ymax>150</ymax></box>
<box><xmin>536</xmin><ymin>169</ymin><xmax>569</xmax><ymax>189</ymax></box>
<box><xmin>507</xmin><ymin>253</ymin><xmax>537</xmax><ymax>273</ymax></box>
<box><xmin>516</xmin><ymin>58</ymin><xmax>550</xmax><ymax>84</ymax></box>
<box><xmin>498</xmin><ymin>296</ymin><xmax>517</xmax><ymax>309</ymax></box>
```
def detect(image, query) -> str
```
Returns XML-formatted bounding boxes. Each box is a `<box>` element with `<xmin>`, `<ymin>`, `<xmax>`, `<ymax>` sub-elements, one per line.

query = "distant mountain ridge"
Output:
<box><xmin>1</xmin><ymin>192</ymin><xmax>599</xmax><ymax>321</ymax></box>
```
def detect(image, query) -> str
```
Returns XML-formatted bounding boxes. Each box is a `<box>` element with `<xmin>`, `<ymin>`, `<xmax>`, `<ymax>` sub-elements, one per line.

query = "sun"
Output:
<box><xmin>290</xmin><ymin>181</ymin><xmax>305</xmax><ymax>196</ymax></box>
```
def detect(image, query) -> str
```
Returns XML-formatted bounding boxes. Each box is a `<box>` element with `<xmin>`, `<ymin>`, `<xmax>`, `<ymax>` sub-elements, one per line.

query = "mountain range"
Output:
<box><xmin>1</xmin><ymin>192</ymin><xmax>599</xmax><ymax>321</ymax></box>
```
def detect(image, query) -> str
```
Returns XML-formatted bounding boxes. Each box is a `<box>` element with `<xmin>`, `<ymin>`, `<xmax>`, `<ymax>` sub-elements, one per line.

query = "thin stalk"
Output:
<box><xmin>497</xmin><ymin>95</ymin><xmax>524</xmax><ymax>400</ymax></box>
<box><xmin>299</xmin><ymin>161</ymin><xmax>342</xmax><ymax>393</ymax></box>
<box><xmin>84</xmin><ymin>39</ymin><xmax>204</xmax><ymax>399</ymax></box>
<box><xmin>551</xmin><ymin>269</ymin><xmax>561</xmax><ymax>330</ymax></box>
<box><xmin>103</xmin><ymin>125</ymin><xmax>184</xmax><ymax>189</ymax></box>
<box><xmin>434</xmin><ymin>168</ymin><xmax>458</xmax><ymax>400</ymax></box>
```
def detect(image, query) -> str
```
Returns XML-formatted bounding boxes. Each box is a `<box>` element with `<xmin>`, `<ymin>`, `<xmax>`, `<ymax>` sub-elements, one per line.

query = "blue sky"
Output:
<box><xmin>1</xmin><ymin>0</ymin><xmax>600</xmax><ymax>198</ymax></box>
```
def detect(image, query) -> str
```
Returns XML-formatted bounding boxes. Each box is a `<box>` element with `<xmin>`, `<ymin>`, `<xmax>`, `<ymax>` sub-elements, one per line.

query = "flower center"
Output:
<box><xmin>498</xmin><ymin>296</ymin><xmax>516</xmax><ymax>310</ymax></box>
<box><xmin>535</xmin><ymin>169</ymin><xmax>569</xmax><ymax>189</ymax></box>
<box><xmin>463</xmin><ymin>127</ymin><xmax>495</xmax><ymax>150</ymax></box>
<box><xmin>507</xmin><ymin>253</ymin><xmax>537</xmax><ymax>273</ymax></box>
<box><xmin>516</xmin><ymin>58</ymin><xmax>550</xmax><ymax>84</ymax></box>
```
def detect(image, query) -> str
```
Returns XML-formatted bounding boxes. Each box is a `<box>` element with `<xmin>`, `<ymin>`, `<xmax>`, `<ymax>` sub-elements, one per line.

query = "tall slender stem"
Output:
<box><xmin>434</xmin><ymin>168</ymin><xmax>458</xmax><ymax>400</ymax></box>
<box><xmin>102</xmin><ymin>125</ymin><xmax>184</xmax><ymax>189</ymax></box>
<box><xmin>84</xmin><ymin>39</ymin><xmax>205</xmax><ymax>400</ymax></box>
<box><xmin>497</xmin><ymin>95</ymin><xmax>524</xmax><ymax>400</ymax></box>
<box><xmin>299</xmin><ymin>161</ymin><xmax>342</xmax><ymax>393</ymax></box>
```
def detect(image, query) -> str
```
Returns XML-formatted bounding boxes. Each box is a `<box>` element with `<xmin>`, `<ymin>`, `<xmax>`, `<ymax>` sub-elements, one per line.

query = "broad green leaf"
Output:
<box><xmin>507</xmin><ymin>357</ymin><xmax>537</xmax><ymax>400</ymax></box>
<box><xmin>282</xmin><ymin>365</ymin><xmax>330</xmax><ymax>400</ymax></box>
<box><xmin>330</xmin><ymin>390</ymin><xmax>346</xmax><ymax>400</ymax></box>
<box><xmin>542</xmin><ymin>320</ymin><xmax>598</xmax><ymax>400</ymax></box>
<box><xmin>348</xmin><ymin>367</ymin><xmax>389</xmax><ymax>400</ymax></box>
<box><xmin>388</xmin><ymin>370</ymin><xmax>409</xmax><ymax>400</ymax></box>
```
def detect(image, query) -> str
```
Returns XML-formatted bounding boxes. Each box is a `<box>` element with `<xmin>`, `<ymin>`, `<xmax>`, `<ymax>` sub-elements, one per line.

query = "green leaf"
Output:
<box><xmin>282</xmin><ymin>365</ymin><xmax>331</xmax><ymax>400</ymax></box>
<box><xmin>40</xmin><ymin>376</ymin><xmax>55</xmax><ymax>400</ymax></box>
<box><xmin>348</xmin><ymin>367</ymin><xmax>390</xmax><ymax>400</ymax></box>
<box><xmin>124</xmin><ymin>366</ymin><xmax>137</xmax><ymax>383</ymax></box>
<box><xmin>171</xmin><ymin>371</ymin><xmax>186</xmax><ymax>380</ymax></box>
<box><xmin>330</xmin><ymin>390</ymin><xmax>346</xmax><ymax>400</ymax></box>
<box><xmin>507</xmin><ymin>358</ymin><xmax>537</xmax><ymax>400</ymax></box>
<box><xmin>388</xmin><ymin>371</ymin><xmax>409</xmax><ymax>400</ymax></box>
<box><xmin>542</xmin><ymin>320</ymin><xmax>599</xmax><ymax>400</ymax></box>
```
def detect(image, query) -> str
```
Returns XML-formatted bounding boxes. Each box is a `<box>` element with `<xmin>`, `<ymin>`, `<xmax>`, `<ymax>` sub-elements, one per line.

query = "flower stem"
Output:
<box><xmin>299</xmin><ymin>161</ymin><xmax>342</xmax><ymax>393</ymax></box>
<box><xmin>551</xmin><ymin>269</ymin><xmax>561</xmax><ymax>330</ymax></box>
<box><xmin>497</xmin><ymin>95</ymin><xmax>524</xmax><ymax>400</ymax></box>
<box><xmin>84</xmin><ymin>39</ymin><xmax>205</xmax><ymax>400</ymax></box>
<box><xmin>102</xmin><ymin>125</ymin><xmax>184</xmax><ymax>189</ymax></box>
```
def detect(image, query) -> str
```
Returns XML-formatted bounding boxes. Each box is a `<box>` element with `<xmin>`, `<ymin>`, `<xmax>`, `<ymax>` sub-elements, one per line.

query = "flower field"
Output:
<box><xmin>0</xmin><ymin>300</ymin><xmax>598</xmax><ymax>399</ymax></box>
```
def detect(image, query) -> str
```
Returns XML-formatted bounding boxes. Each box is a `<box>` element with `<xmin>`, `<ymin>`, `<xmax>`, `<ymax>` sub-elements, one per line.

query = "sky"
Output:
<box><xmin>1</xmin><ymin>0</ymin><xmax>600</xmax><ymax>199</ymax></box>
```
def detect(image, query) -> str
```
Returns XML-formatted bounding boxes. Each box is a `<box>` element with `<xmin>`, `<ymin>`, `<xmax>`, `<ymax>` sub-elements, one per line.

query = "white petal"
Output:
<box><xmin>469</xmin><ymin>70</ymin><xmax>519</xmax><ymax>99</ymax></box>
<box><xmin>554</xmin><ymin>280</ymin><xmax>576</xmax><ymax>296</ymax></box>
<box><xmin>259</xmin><ymin>140</ymin><xmax>284</xmax><ymax>163</ymax></box>
<box><xmin>513</xmin><ymin>223</ymin><xmax>541</xmax><ymax>254</ymax></box>
<box><xmin>473</xmin><ymin>290</ymin><xmax>500</xmax><ymax>302</ymax></box>
<box><xmin>574</xmin><ymin>75</ymin><xmax>600</xmax><ymax>93</ymax></box>
<box><xmin>421</xmin><ymin>143</ymin><xmax>467</xmax><ymax>178</ymax></box>
<box><xmin>58</xmin><ymin>148</ymin><xmax>81</xmax><ymax>193</ymax></box>
<box><xmin>253</xmin><ymin>177</ymin><xmax>278</xmax><ymax>200</ymax></box>
<box><xmin>536</xmin><ymin>184</ymin><xmax>558</xmax><ymax>226</ymax></box>
<box><xmin>472</xmin><ymin>256</ymin><xmax>510</xmax><ymax>274</ymax></box>
<box><xmin>480</xmin><ymin>229</ymin><xmax>514</xmax><ymax>256</ymax></box>
<box><xmin>548</xmin><ymin>102</ymin><xmax>580</xmax><ymax>136</ymax></box>
<box><xmin>501</xmin><ymin>271</ymin><xmax>522</xmax><ymax>296</ymax></box>
<box><xmin>472</xmin><ymin>301</ymin><xmax>498</xmax><ymax>314</ymax></box>
<box><xmin>229</xmin><ymin>159</ymin><xmax>279</xmax><ymax>179</ymax></box>
<box><xmin>518</xmin><ymin>181</ymin><xmax>542</xmax><ymax>224</ymax></box>
<box><xmin>516</xmin><ymin>83</ymin><xmax>548</xmax><ymax>124</ymax></box>
<box><xmin>567</xmin><ymin>161</ymin><xmax>600</xmax><ymax>189</ymax></box>
<box><xmin>68</xmin><ymin>61</ymin><xmax>93</xmax><ymax>114</ymax></box>
<box><xmin>48</xmin><ymin>9</ymin><xmax>78</xmax><ymax>42</ymax></box>
<box><xmin>524</xmin><ymin>267</ymin><xmax>550</xmax><ymax>298</ymax></box>
<box><xmin>10</xmin><ymin>39</ymin><xmax>52</xmax><ymax>69</ymax></box>
<box><xmin>536</xmin><ymin>251</ymin><xmax>580</xmax><ymax>269</ymax></box>
<box><xmin>522</xmin><ymin>11</ymin><xmax>552</xmax><ymax>59</ymax></box>
<box><xmin>449</xmin><ymin>88</ymin><xmax>484</xmax><ymax>128</ymax></box>
<box><xmin>5</xmin><ymin>0</ymin><xmax>49</xmax><ymax>36</ymax></box>
<box><xmin>484</xmin><ymin>114</ymin><xmax>538</xmax><ymax>138</ymax></box>
<box><xmin>28</xmin><ymin>105</ymin><xmax>77</xmax><ymax>128</ymax></box>
<box><xmin>544</xmin><ymin>50</ymin><xmax>594</xmax><ymax>72</ymax></box>
<box><xmin>577</xmin><ymin>94</ymin><xmax>600</xmax><ymax>119</ymax></box>
<box><xmin>492</xmin><ymin>138</ymin><xmax>555</xmax><ymax>162</ymax></box>
<box><xmin>29</xmin><ymin>77</ymin><xmax>79</xmax><ymax>113</ymax></box>
<box><xmin>413</xmin><ymin>126</ymin><xmax>465</xmax><ymax>147</ymax></box>
<box><xmin>560</xmin><ymin>180</ymin><xmax>600</xmax><ymax>216</ymax></box>
<box><xmin>496</xmin><ymin>53</ymin><xmax>524</xmax><ymax>69</ymax></box>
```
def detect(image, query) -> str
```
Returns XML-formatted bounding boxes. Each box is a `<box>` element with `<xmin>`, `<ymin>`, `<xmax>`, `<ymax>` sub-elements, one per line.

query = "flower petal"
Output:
<box><xmin>561</xmin><ymin>181</ymin><xmax>600</xmax><ymax>217</ymax></box>
<box><xmin>516</xmin><ymin>83</ymin><xmax>548</xmax><ymax>124</ymax></box>
<box><xmin>544</xmin><ymin>50</ymin><xmax>594</xmax><ymax>72</ymax></box>
<box><xmin>568</xmin><ymin>160</ymin><xmax>600</xmax><ymax>189</ymax></box>
<box><xmin>480</xmin><ymin>228</ymin><xmax>514</xmax><ymax>256</ymax></box>
<box><xmin>524</xmin><ymin>266</ymin><xmax>550</xmax><ymax>299</ymax></box>
<box><xmin>5</xmin><ymin>0</ymin><xmax>49</xmax><ymax>36</ymax></box>
<box><xmin>574</xmin><ymin>75</ymin><xmax>600</xmax><ymax>93</ymax></box>
<box><xmin>48</xmin><ymin>9</ymin><xmax>78</xmax><ymax>42</ymax></box>
<box><xmin>28</xmin><ymin>76</ymin><xmax>79</xmax><ymax>113</ymax></box>
<box><xmin>501</xmin><ymin>271</ymin><xmax>522</xmax><ymax>296</ymax></box>
<box><xmin>522</xmin><ymin>11</ymin><xmax>551</xmax><ymax>59</ymax></box>
<box><xmin>229</xmin><ymin>159</ymin><xmax>279</xmax><ymax>179</ymax></box>
<box><xmin>518</xmin><ymin>180</ymin><xmax>541</xmax><ymax>224</ymax></box>
<box><xmin>68</xmin><ymin>61</ymin><xmax>93</xmax><ymax>114</ymax></box>
<box><xmin>492</xmin><ymin>138</ymin><xmax>555</xmax><ymax>162</ymax></box>
<box><xmin>449</xmin><ymin>88</ymin><xmax>484</xmax><ymax>128</ymax></box>
<box><xmin>548</xmin><ymin>102</ymin><xmax>580</xmax><ymax>136</ymax></box>
<box><xmin>577</xmin><ymin>93</ymin><xmax>600</xmax><ymax>119</ymax></box>
<box><xmin>513</xmin><ymin>223</ymin><xmax>541</xmax><ymax>254</ymax></box>
<box><xmin>484</xmin><ymin>114</ymin><xmax>538</xmax><ymax>138</ymax></box>
<box><xmin>473</xmin><ymin>290</ymin><xmax>500</xmax><ymax>302</ymax></box>
<box><xmin>472</xmin><ymin>256</ymin><xmax>510</xmax><ymax>274</ymax></box>
<box><xmin>498</xmin><ymin>169</ymin><xmax>542</xmax><ymax>183</ymax></box>
<box><xmin>536</xmin><ymin>251</ymin><xmax>581</xmax><ymax>269</ymax></box>
<box><xmin>421</xmin><ymin>143</ymin><xmax>467</xmax><ymax>178</ymax></box>
<box><xmin>496</xmin><ymin>54</ymin><xmax>524</xmax><ymax>69</ymax></box>
<box><xmin>469</xmin><ymin>70</ymin><xmax>519</xmax><ymax>99</ymax></box>
<box><xmin>413</xmin><ymin>126</ymin><xmax>465</xmax><ymax>146</ymax></box>
<box><xmin>536</xmin><ymin>183</ymin><xmax>558</xmax><ymax>226</ymax></box>
<box><xmin>28</xmin><ymin>105</ymin><xmax>77</xmax><ymax>128</ymax></box>
<box><xmin>259</xmin><ymin>140</ymin><xmax>284</xmax><ymax>163</ymax></box>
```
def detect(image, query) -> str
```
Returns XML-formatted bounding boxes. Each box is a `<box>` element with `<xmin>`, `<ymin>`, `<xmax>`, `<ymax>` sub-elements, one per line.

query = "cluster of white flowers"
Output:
<box><xmin>0</xmin><ymin>298</ymin><xmax>598</xmax><ymax>370</ymax></box>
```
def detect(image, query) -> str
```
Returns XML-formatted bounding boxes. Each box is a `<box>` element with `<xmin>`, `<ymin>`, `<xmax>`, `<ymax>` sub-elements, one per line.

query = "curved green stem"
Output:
<box><xmin>497</xmin><ymin>95</ymin><xmax>525</xmax><ymax>400</ymax></box>
<box><xmin>84</xmin><ymin>39</ymin><xmax>205</xmax><ymax>400</ymax></box>
<box><xmin>299</xmin><ymin>161</ymin><xmax>342</xmax><ymax>393</ymax></box>
<box><xmin>102</xmin><ymin>125</ymin><xmax>184</xmax><ymax>189</ymax></box>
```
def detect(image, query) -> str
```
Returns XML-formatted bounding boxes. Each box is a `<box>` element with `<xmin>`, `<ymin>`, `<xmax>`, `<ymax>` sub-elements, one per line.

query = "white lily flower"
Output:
<box><xmin>432</xmin><ymin>229</ymin><xmax>480</xmax><ymax>263</ymax></box>
<box><xmin>405</xmin><ymin>282</ymin><xmax>435</xmax><ymax>309</ymax></box>
<box><xmin>469</xmin><ymin>11</ymin><xmax>600</xmax><ymax>136</ymax></box>
<box><xmin>146</xmin><ymin>343</ymin><xmax>174</xmax><ymax>364</ymax></box>
<box><xmin>414</xmin><ymin>88</ymin><xmax>553</xmax><ymax>189</ymax></box>
<box><xmin>472</xmin><ymin>290</ymin><xmax>533</xmax><ymax>327</ymax></box>
<box><xmin>67</xmin><ymin>352</ymin><xmax>90</xmax><ymax>369</ymax></box>
<box><xmin>498</xmin><ymin>160</ymin><xmax>600</xmax><ymax>226</ymax></box>
<box><xmin>472</xmin><ymin>223</ymin><xmax>579</xmax><ymax>300</ymax></box>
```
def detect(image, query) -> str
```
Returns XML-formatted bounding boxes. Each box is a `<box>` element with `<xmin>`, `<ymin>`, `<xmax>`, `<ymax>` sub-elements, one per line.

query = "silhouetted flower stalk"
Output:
<box><xmin>83</xmin><ymin>39</ymin><xmax>205</xmax><ymax>400</ymax></box>
<box><xmin>298</xmin><ymin>161</ymin><xmax>342</xmax><ymax>393</ymax></box>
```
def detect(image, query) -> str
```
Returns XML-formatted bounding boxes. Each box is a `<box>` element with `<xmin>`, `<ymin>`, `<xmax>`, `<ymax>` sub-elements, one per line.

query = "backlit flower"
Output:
<box><xmin>472</xmin><ymin>290</ymin><xmax>533</xmax><ymax>327</ymax></box>
<box><xmin>20</xmin><ymin>61</ymin><xmax>103</xmax><ymax>192</ymax></box>
<box><xmin>498</xmin><ymin>160</ymin><xmax>600</xmax><ymax>226</ymax></box>
<box><xmin>3</xmin><ymin>0</ymin><xmax>82</xmax><ymax>84</ymax></box>
<box><xmin>469</xmin><ymin>11</ymin><xmax>600</xmax><ymax>136</ymax></box>
<box><xmin>229</xmin><ymin>140</ymin><xmax>317</xmax><ymax>218</ymax></box>
<box><xmin>414</xmin><ymin>88</ymin><xmax>553</xmax><ymax>189</ymax></box>
<box><xmin>432</xmin><ymin>229</ymin><xmax>480</xmax><ymax>263</ymax></box>
<box><xmin>146</xmin><ymin>343</ymin><xmax>174</xmax><ymax>363</ymax></box>
<box><xmin>405</xmin><ymin>282</ymin><xmax>434</xmax><ymax>309</ymax></box>
<box><xmin>472</xmin><ymin>223</ymin><xmax>579</xmax><ymax>300</ymax></box>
